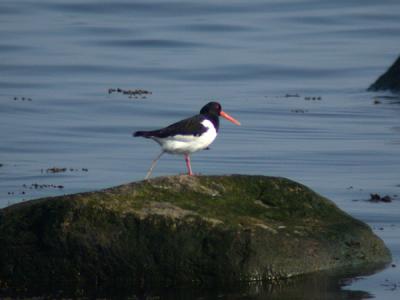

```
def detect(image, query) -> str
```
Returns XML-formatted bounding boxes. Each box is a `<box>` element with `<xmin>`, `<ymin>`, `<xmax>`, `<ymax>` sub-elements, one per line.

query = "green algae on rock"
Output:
<box><xmin>0</xmin><ymin>175</ymin><xmax>391</xmax><ymax>294</ymax></box>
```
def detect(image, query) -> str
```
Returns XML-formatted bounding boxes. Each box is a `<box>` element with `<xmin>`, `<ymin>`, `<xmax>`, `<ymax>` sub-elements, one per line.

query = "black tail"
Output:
<box><xmin>133</xmin><ymin>131</ymin><xmax>151</xmax><ymax>138</ymax></box>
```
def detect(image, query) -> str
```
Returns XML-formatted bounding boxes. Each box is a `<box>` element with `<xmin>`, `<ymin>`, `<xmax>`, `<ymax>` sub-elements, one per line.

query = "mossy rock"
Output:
<box><xmin>368</xmin><ymin>55</ymin><xmax>400</xmax><ymax>92</ymax></box>
<box><xmin>0</xmin><ymin>175</ymin><xmax>391</xmax><ymax>295</ymax></box>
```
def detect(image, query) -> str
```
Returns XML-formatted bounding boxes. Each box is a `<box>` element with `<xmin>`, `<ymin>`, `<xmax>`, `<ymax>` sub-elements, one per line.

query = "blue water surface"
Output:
<box><xmin>1</xmin><ymin>0</ymin><xmax>400</xmax><ymax>299</ymax></box>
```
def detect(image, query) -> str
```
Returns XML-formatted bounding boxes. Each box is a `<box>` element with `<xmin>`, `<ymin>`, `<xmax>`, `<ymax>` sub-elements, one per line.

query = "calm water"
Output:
<box><xmin>1</xmin><ymin>0</ymin><xmax>400</xmax><ymax>298</ymax></box>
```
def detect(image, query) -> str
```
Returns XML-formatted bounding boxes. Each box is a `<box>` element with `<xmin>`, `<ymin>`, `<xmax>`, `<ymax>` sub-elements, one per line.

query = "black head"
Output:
<box><xmin>199</xmin><ymin>101</ymin><xmax>241</xmax><ymax>128</ymax></box>
<box><xmin>200</xmin><ymin>102</ymin><xmax>222</xmax><ymax>116</ymax></box>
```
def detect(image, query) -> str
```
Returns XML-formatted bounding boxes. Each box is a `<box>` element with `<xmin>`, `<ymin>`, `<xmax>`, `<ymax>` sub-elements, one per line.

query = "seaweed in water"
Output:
<box><xmin>108</xmin><ymin>88</ymin><xmax>152</xmax><ymax>99</ymax></box>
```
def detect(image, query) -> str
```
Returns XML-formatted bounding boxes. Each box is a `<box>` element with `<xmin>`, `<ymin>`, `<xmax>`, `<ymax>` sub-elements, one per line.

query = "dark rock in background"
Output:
<box><xmin>368</xmin><ymin>56</ymin><xmax>400</xmax><ymax>92</ymax></box>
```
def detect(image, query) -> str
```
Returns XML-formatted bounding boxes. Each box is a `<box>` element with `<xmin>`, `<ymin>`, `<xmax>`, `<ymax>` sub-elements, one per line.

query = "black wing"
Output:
<box><xmin>134</xmin><ymin>114</ymin><xmax>208</xmax><ymax>138</ymax></box>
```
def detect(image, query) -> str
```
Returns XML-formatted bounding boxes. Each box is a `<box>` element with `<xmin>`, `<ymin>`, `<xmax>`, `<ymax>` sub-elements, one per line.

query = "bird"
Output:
<box><xmin>133</xmin><ymin>102</ymin><xmax>240</xmax><ymax>179</ymax></box>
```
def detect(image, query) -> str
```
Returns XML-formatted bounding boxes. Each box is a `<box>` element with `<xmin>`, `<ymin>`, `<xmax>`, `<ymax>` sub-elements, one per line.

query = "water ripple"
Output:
<box><xmin>0</xmin><ymin>44</ymin><xmax>31</xmax><ymax>53</ymax></box>
<box><xmin>90</xmin><ymin>39</ymin><xmax>204</xmax><ymax>49</ymax></box>
<box><xmin>0</xmin><ymin>62</ymin><xmax>372</xmax><ymax>84</ymax></box>
<box><xmin>179</xmin><ymin>23</ymin><xmax>254</xmax><ymax>33</ymax></box>
<box><xmin>41</xmin><ymin>1</ymin><xmax>262</xmax><ymax>16</ymax></box>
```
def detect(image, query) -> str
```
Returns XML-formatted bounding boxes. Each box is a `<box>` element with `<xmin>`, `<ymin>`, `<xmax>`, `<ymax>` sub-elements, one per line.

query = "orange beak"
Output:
<box><xmin>220</xmin><ymin>110</ymin><xmax>241</xmax><ymax>126</ymax></box>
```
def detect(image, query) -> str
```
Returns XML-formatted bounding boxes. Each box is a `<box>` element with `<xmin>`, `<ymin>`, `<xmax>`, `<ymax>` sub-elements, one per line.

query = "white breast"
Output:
<box><xmin>154</xmin><ymin>119</ymin><xmax>217</xmax><ymax>154</ymax></box>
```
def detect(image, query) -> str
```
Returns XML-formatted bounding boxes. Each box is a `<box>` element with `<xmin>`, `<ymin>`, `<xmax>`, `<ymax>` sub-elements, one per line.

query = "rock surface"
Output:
<box><xmin>368</xmin><ymin>55</ymin><xmax>400</xmax><ymax>92</ymax></box>
<box><xmin>0</xmin><ymin>175</ymin><xmax>391</xmax><ymax>294</ymax></box>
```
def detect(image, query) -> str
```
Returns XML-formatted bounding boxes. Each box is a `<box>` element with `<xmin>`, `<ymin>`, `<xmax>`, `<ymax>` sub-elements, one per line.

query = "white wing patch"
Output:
<box><xmin>154</xmin><ymin>119</ymin><xmax>217</xmax><ymax>154</ymax></box>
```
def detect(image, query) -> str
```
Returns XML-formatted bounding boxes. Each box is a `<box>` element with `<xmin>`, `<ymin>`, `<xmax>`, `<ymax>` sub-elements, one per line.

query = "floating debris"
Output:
<box><xmin>381</xmin><ymin>278</ymin><xmax>400</xmax><ymax>291</ymax></box>
<box><xmin>373</xmin><ymin>98</ymin><xmax>382</xmax><ymax>105</ymax></box>
<box><xmin>285</xmin><ymin>93</ymin><xmax>300</xmax><ymax>98</ymax></box>
<box><xmin>12</xmin><ymin>96</ymin><xmax>32</xmax><ymax>101</ymax></box>
<box><xmin>8</xmin><ymin>182</ymin><xmax>65</xmax><ymax>197</ymax></box>
<box><xmin>28</xmin><ymin>183</ymin><xmax>64</xmax><ymax>190</ymax></box>
<box><xmin>268</xmin><ymin>94</ymin><xmax>323</xmax><ymax>101</ymax></box>
<box><xmin>304</xmin><ymin>96</ymin><xmax>322</xmax><ymax>101</ymax></box>
<box><xmin>291</xmin><ymin>109</ymin><xmax>308</xmax><ymax>113</ymax></box>
<box><xmin>369</xmin><ymin>193</ymin><xmax>392</xmax><ymax>203</ymax></box>
<box><xmin>372</xmin><ymin>95</ymin><xmax>400</xmax><ymax>105</ymax></box>
<box><xmin>46</xmin><ymin>167</ymin><xmax>67</xmax><ymax>173</ymax></box>
<box><xmin>108</xmin><ymin>88</ymin><xmax>152</xmax><ymax>99</ymax></box>
<box><xmin>41</xmin><ymin>167</ymin><xmax>89</xmax><ymax>174</ymax></box>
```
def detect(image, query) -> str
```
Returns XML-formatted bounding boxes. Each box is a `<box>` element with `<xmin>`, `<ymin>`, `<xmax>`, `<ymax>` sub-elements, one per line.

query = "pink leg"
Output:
<box><xmin>184</xmin><ymin>154</ymin><xmax>193</xmax><ymax>175</ymax></box>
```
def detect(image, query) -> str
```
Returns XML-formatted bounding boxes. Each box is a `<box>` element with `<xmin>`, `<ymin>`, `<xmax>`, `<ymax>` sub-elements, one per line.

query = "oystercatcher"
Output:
<box><xmin>133</xmin><ymin>102</ymin><xmax>240</xmax><ymax>179</ymax></box>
